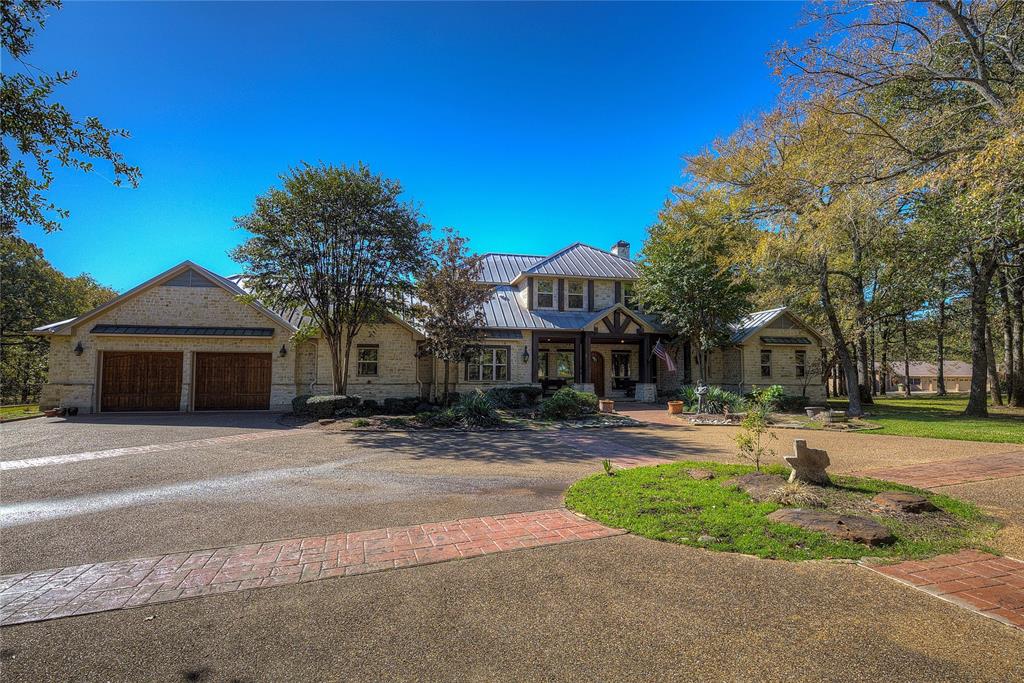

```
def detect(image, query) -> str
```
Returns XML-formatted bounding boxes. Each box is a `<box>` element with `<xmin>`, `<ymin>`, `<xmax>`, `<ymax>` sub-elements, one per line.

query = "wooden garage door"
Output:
<box><xmin>193</xmin><ymin>352</ymin><xmax>272</xmax><ymax>411</ymax></box>
<box><xmin>101</xmin><ymin>352</ymin><xmax>183</xmax><ymax>412</ymax></box>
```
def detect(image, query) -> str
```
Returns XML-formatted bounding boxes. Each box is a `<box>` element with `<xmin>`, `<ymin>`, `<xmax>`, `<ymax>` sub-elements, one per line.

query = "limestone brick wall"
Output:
<box><xmin>593</xmin><ymin>281</ymin><xmax>616</xmax><ymax>309</ymax></box>
<box><xmin>442</xmin><ymin>334</ymin><xmax>534</xmax><ymax>398</ymax></box>
<box><xmin>311</xmin><ymin>322</ymin><xmax>422</xmax><ymax>400</ymax></box>
<box><xmin>739</xmin><ymin>335</ymin><xmax>825</xmax><ymax>401</ymax></box>
<box><xmin>40</xmin><ymin>284</ymin><xmax>298</xmax><ymax>412</ymax></box>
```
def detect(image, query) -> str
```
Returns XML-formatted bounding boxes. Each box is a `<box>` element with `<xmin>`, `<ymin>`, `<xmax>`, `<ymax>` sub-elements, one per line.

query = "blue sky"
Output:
<box><xmin>16</xmin><ymin>1</ymin><xmax>804</xmax><ymax>292</ymax></box>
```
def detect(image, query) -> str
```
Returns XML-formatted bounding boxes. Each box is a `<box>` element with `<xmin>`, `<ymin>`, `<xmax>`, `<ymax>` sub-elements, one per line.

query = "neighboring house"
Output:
<box><xmin>32</xmin><ymin>241</ymin><xmax>826</xmax><ymax>413</ymax></box>
<box><xmin>878</xmin><ymin>360</ymin><xmax>973</xmax><ymax>393</ymax></box>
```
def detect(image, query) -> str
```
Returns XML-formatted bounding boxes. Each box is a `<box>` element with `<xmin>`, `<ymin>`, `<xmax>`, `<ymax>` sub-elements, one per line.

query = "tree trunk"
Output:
<box><xmin>1011</xmin><ymin>271</ymin><xmax>1024</xmax><ymax>407</ymax></box>
<box><xmin>902</xmin><ymin>314</ymin><xmax>912</xmax><ymax>398</ymax></box>
<box><xmin>819</xmin><ymin>266</ymin><xmax>863</xmax><ymax>417</ymax></box>
<box><xmin>936</xmin><ymin>283</ymin><xmax>947</xmax><ymax>396</ymax></box>
<box><xmin>869</xmin><ymin>322</ymin><xmax>877</xmax><ymax>395</ymax></box>
<box><xmin>327</xmin><ymin>336</ymin><xmax>345</xmax><ymax>394</ymax></box>
<box><xmin>985</xmin><ymin>323</ymin><xmax>1003</xmax><ymax>405</ymax></box>
<box><xmin>964</xmin><ymin>253</ymin><xmax>998</xmax><ymax>417</ymax></box>
<box><xmin>998</xmin><ymin>271</ymin><xmax>1015</xmax><ymax>405</ymax></box>
<box><xmin>339</xmin><ymin>335</ymin><xmax>355</xmax><ymax>396</ymax></box>
<box><xmin>442</xmin><ymin>360</ymin><xmax>451</xmax><ymax>406</ymax></box>
<box><xmin>879</xmin><ymin>322</ymin><xmax>889</xmax><ymax>396</ymax></box>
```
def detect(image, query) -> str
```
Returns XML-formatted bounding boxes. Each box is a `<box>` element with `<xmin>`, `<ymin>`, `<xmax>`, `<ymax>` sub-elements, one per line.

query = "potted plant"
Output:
<box><xmin>598</xmin><ymin>399</ymin><xmax>615</xmax><ymax>414</ymax></box>
<box><xmin>667</xmin><ymin>400</ymin><xmax>684</xmax><ymax>415</ymax></box>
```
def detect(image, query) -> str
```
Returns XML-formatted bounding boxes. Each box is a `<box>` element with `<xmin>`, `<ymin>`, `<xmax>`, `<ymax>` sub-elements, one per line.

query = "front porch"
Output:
<box><xmin>531</xmin><ymin>331</ymin><xmax>661</xmax><ymax>401</ymax></box>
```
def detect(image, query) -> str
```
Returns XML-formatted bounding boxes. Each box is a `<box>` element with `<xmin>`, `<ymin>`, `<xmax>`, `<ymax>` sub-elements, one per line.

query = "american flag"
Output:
<box><xmin>652</xmin><ymin>339</ymin><xmax>676</xmax><ymax>372</ymax></box>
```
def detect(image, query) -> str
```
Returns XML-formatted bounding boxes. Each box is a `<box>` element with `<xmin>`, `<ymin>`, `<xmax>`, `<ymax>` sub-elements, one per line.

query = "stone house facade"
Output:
<box><xmin>33</xmin><ymin>244</ymin><xmax>827</xmax><ymax>413</ymax></box>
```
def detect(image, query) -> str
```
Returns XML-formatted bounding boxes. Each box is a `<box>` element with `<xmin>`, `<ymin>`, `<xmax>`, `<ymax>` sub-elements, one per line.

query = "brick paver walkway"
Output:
<box><xmin>550</xmin><ymin>429</ymin><xmax>676</xmax><ymax>468</ymax></box>
<box><xmin>0</xmin><ymin>430</ymin><xmax>293</xmax><ymax>471</ymax></box>
<box><xmin>856</xmin><ymin>451</ymin><xmax>1024</xmax><ymax>489</ymax></box>
<box><xmin>613</xmin><ymin>403</ymin><xmax>685</xmax><ymax>427</ymax></box>
<box><xmin>866</xmin><ymin>550</ymin><xmax>1024</xmax><ymax>630</ymax></box>
<box><xmin>0</xmin><ymin>509</ymin><xmax>622</xmax><ymax>626</ymax></box>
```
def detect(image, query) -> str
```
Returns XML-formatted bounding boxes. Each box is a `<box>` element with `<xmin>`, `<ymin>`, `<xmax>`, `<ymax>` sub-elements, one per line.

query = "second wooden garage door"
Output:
<box><xmin>193</xmin><ymin>353</ymin><xmax>272</xmax><ymax>411</ymax></box>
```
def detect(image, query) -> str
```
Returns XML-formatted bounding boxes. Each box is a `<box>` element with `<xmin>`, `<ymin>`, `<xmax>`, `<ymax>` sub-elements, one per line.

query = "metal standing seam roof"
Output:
<box><xmin>729</xmin><ymin>307</ymin><xmax>786</xmax><ymax>343</ymax></box>
<box><xmin>521</xmin><ymin>243</ymin><xmax>638</xmax><ymax>279</ymax></box>
<box><xmin>478</xmin><ymin>286</ymin><xmax>663</xmax><ymax>332</ymax></box>
<box><xmin>90</xmin><ymin>325</ymin><xmax>275</xmax><ymax>337</ymax></box>
<box><xmin>475</xmin><ymin>254</ymin><xmax>545</xmax><ymax>284</ymax></box>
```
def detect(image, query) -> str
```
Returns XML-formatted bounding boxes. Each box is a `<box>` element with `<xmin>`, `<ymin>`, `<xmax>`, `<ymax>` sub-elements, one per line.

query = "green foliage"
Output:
<box><xmin>1</xmin><ymin>236</ymin><xmax>116</xmax><ymax>403</ymax></box>
<box><xmin>748</xmin><ymin>385</ymin><xmax>785</xmax><ymax>411</ymax></box>
<box><xmin>565</xmin><ymin>461</ymin><xmax>999</xmax><ymax>561</ymax></box>
<box><xmin>538</xmin><ymin>387</ymin><xmax>599</xmax><ymax>420</ymax></box>
<box><xmin>485</xmin><ymin>385</ymin><xmax>544</xmax><ymax>408</ymax></box>
<box><xmin>2</xmin><ymin>0</ymin><xmax>140</xmax><ymax>234</ymax></box>
<box><xmin>421</xmin><ymin>407</ymin><xmax>462</xmax><ymax>428</ymax></box>
<box><xmin>292</xmin><ymin>394</ymin><xmax>361</xmax><ymax>419</ymax></box>
<box><xmin>675</xmin><ymin>385</ymin><xmax>746</xmax><ymax>414</ymax></box>
<box><xmin>735</xmin><ymin>393</ymin><xmax>777</xmax><ymax>471</ymax></box>
<box><xmin>351</xmin><ymin>418</ymin><xmax>371</xmax><ymax>428</ymax></box>
<box><xmin>602</xmin><ymin>459</ymin><xmax>615</xmax><ymax>477</ymax></box>
<box><xmin>457</xmin><ymin>391</ymin><xmax>501</xmax><ymax>427</ymax></box>
<box><xmin>382</xmin><ymin>397</ymin><xmax>420</xmax><ymax>415</ymax></box>
<box><xmin>232</xmin><ymin>162</ymin><xmax>428</xmax><ymax>395</ymax></box>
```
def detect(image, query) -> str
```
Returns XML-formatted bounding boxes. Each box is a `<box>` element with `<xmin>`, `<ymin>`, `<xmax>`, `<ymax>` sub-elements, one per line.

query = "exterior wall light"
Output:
<box><xmin>521</xmin><ymin>347</ymin><xmax>530</xmax><ymax>364</ymax></box>
<box><xmin>279</xmin><ymin>344</ymin><xmax>288</xmax><ymax>357</ymax></box>
<box><xmin>74</xmin><ymin>342</ymin><xmax>84</xmax><ymax>356</ymax></box>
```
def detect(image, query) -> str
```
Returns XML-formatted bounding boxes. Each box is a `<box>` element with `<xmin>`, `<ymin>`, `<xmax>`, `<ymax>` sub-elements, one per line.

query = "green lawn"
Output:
<box><xmin>565</xmin><ymin>461</ymin><xmax>999</xmax><ymax>562</ymax></box>
<box><xmin>827</xmin><ymin>394</ymin><xmax>1024</xmax><ymax>444</ymax></box>
<box><xmin>0</xmin><ymin>404</ymin><xmax>42</xmax><ymax>422</ymax></box>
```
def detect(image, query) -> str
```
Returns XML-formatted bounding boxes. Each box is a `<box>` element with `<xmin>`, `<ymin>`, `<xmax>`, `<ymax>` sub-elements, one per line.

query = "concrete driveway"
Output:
<box><xmin>1</xmin><ymin>414</ymin><xmax>1022</xmax><ymax>681</ymax></box>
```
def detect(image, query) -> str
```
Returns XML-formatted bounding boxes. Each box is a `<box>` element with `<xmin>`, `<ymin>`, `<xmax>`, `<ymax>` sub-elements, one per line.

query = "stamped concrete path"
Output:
<box><xmin>856</xmin><ymin>450</ymin><xmax>1024</xmax><ymax>489</ymax></box>
<box><xmin>0</xmin><ymin>509</ymin><xmax>622</xmax><ymax>626</ymax></box>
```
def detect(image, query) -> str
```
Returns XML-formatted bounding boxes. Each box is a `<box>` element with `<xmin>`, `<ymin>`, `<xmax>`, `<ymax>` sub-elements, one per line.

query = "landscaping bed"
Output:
<box><xmin>315</xmin><ymin>410</ymin><xmax>638</xmax><ymax>431</ymax></box>
<box><xmin>0</xmin><ymin>404</ymin><xmax>43</xmax><ymax>422</ymax></box>
<box><xmin>564</xmin><ymin>461</ymin><xmax>1000</xmax><ymax>562</ymax></box>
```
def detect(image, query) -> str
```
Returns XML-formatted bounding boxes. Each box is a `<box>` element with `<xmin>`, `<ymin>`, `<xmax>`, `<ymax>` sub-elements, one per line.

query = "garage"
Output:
<box><xmin>101</xmin><ymin>352</ymin><xmax>183</xmax><ymax>412</ymax></box>
<box><xmin>193</xmin><ymin>352</ymin><xmax>272</xmax><ymax>410</ymax></box>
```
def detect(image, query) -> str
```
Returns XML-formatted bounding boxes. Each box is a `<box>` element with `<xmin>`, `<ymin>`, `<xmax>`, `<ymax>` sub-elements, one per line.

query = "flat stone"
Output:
<box><xmin>872</xmin><ymin>491</ymin><xmax>937</xmax><ymax>514</ymax></box>
<box><xmin>767</xmin><ymin>509</ymin><xmax>895</xmax><ymax>546</ymax></box>
<box><xmin>318</xmin><ymin>418</ymin><xmax>336</xmax><ymax>425</ymax></box>
<box><xmin>725</xmin><ymin>472</ymin><xmax>788</xmax><ymax>502</ymax></box>
<box><xmin>687</xmin><ymin>468</ymin><xmax>715</xmax><ymax>481</ymax></box>
<box><xmin>697</xmin><ymin>535</ymin><xmax>720</xmax><ymax>544</ymax></box>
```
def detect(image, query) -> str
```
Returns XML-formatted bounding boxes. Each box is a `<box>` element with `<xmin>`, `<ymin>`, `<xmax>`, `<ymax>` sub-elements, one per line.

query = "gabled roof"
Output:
<box><xmin>32</xmin><ymin>261</ymin><xmax>298</xmax><ymax>335</ymax></box>
<box><xmin>515</xmin><ymin>242</ymin><xmax>637</xmax><ymax>281</ymax></box>
<box><xmin>476</xmin><ymin>253</ymin><xmax>545</xmax><ymax>284</ymax></box>
<box><xmin>479</xmin><ymin>287</ymin><xmax>663</xmax><ymax>332</ymax></box>
<box><xmin>729</xmin><ymin>307</ymin><xmax>822</xmax><ymax>344</ymax></box>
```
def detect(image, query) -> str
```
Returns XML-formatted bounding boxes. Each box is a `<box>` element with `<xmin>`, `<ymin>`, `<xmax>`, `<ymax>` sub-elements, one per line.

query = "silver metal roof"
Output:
<box><xmin>522</xmin><ymin>243</ymin><xmax>637</xmax><ymax>279</ymax></box>
<box><xmin>479</xmin><ymin>286</ymin><xmax>663</xmax><ymax>332</ymax></box>
<box><xmin>476</xmin><ymin>253</ymin><xmax>545</xmax><ymax>284</ymax></box>
<box><xmin>729</xmin><ymin>307</ymin><xmax>786</xmax><ymax>343</ymax></box>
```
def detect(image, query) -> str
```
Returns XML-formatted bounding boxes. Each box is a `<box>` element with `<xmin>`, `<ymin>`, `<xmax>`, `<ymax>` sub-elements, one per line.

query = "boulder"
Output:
<box><xmin>767</xmin><ymin>508</ymin><xmax>895</xmax><ymax>546</ymax></box>
<box><xmin>872</xmin><ymin>491</ymin><xmax>937</xmax><ymax>514</ymax></box>
<box><xmin>725</xmin><ymin>472</ymin><xmax>788</xmax><ymax>502</ymax></box>
<box><xmin>784</xmin><ymin>440</ymin><xmax>832</xmax><ymax>485</ymax></box>
<box><xmin>687</xmin><ymin>468</ymin><xmax>716</xmax><ymax>481</ymax></box>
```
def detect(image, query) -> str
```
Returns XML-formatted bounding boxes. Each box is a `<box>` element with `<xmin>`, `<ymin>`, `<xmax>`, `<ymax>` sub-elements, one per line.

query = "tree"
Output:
<box><xmin>636</xmin><ymin>196</ymin><xmax>755</xmax><ymax>382</ymax></box>
<box><xmin>414</xmin><ymin>228</ymin><xmax>493</xmax><ymax>405</ymax></box>
<box><xmin>233</xmin><ymin>163</ymin><xmax>428</xmax><ymax>395</ymax></box>
<box><xmin>0</xmin><ymin>235</ymin><xmax>116</xmax><ymax>402</ymax></box>
<box><xmin>2</xmin><ymin>0</ymin><xmax>140</xmax><ymax>235</ymax></box>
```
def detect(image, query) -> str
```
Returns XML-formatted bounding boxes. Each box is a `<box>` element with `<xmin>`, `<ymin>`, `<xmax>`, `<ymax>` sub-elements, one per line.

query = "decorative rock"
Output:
<box><xmin>784</xmin><ymin>439</ymin><xmax>832</xmax><ymax>485</ymax></box>
<box><xmin>697</xmin><ymin>534</ymin><xmax>720</xmax><ymax>544</ymax></box>
<box><xmin>725</xmin><ymin>472</ymin><xmax>788</xmax><ymax>502</ymax></box>
<box><xmin>687</xmin><ymin>468</ymin><xmax>715</xmax><ymax>480</ymax></box>
<box><xmin>872</xmin><ymin>491</ymin><xmax>937</xmax><ymax>514</ymax></box>
<box><xmin>767</xmin><ymin>508</ymin><xmax>895</xmax><ymax>546</ymax></box>
<box><xmin>318</xmin><ymin>418</ymin><xmax>337</xmax><ymax>425</ymax></box>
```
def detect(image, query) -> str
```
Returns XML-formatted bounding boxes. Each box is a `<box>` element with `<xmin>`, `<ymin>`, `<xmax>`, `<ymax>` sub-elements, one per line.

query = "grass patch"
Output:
<box><xmin>565</xmin><ymin>461</ymin><xmax>999</xmax><ymax>562</ymax></box>
<box><xmin>0</xmin><ymin>404</ymin><xmax>42</xmax><ymax>422</ymax></box>
<box><xmin>828</xmin><ymin>395</ymin><xmax>1024</xmax><ymax>444</ymax></box>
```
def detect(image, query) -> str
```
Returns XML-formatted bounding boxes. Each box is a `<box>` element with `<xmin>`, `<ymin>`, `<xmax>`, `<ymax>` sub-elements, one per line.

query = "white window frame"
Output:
<box><xmin>612</xmin><ymin>350</ymin><xmax>631</xmax><ymax>379</ymax></box>
<box><xmin>357</xmin><ymin>345</ymin><xmax>379</xmax><ymax>376</ymax></box>
<box><xmin>536</xmin><ymin>280</ymin><xmax>554</xmax><ymax>309</ymax></box>
<box><xmin>566</xmin><ymin>280</ymin><xmax>585</xmax><ymax>310</ymax></box>
<box><xmin>795</xmin><ymin>350</ymin><xmax>807</xmax><ymax>378</ymax></box>
<box><xmin>465</xmin><ymin>347</ymin><xmax>510</xmax><ymax>382</ymax></box>
<box><xmin>623</xmin><ymin>282</ymin><xmax>637</xmax><ymax>309</ymax></box>
<box><xmin>760</xmin><ymin>349</ymin><xmax>772</xmax><ymax>378</ymax></box>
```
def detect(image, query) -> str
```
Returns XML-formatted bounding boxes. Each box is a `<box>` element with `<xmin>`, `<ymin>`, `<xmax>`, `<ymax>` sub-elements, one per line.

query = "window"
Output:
<box><xmin>537</xmin><ymin>351</ymin><xmax>549</xmax><ymax>380</ymax></box>
<box><xmin>555</xmin><ymin>350</ymin><xmax>574</xmax><ymax>378</ymax></box>
<box><xmin>795</xmin><ymin>350</ymin><xmax>807</xmax><ymax>378</ymax></box>
<box><xmin>465</xmin><ymin>347</ymin><xmax>509</xmax><ymax>382</ymax></box>
<box><xmin>567</xmin><ymin>281</ymin><xmax>585</xmax><ymax>309</ymax></box>
<box><xmin>357</xmin><ymin>346</ymin><xmax>378</xmax><ymax>376</ymax></box>
<box><xmin>760</xmin><ymin>350</ymin><xmax>772</xmax><ymax>377</ymax></box>
<box><xmin>623</xmin><ymin>282</ymin><xmax>637</xmax><ymax>309</ymax></box>
<box><xmin>612</xmin><ymin>351</ymin><xmax>630</xmax><ymax>378</ymax></box>
<box><xmin>537</xmin><ymin>280</ymin><xmax>554</xmax><ymax>308</ymax></box>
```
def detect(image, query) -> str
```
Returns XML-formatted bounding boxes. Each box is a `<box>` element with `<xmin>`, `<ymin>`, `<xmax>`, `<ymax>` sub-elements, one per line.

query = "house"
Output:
<box><xmin>879</xmin><ymin>360</ymin><xmax>973</xmax><ymax>393</ymax></box>
<box><xmin>32</xmin><ymin>242</ymin><xmax>826</xmax><ymax>413</ymax></box>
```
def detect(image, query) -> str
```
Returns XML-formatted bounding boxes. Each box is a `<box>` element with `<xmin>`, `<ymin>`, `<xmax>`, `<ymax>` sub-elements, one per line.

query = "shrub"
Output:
<box><xmin>458</xmin><ymin>391</ymin><xmax>501</xmax><ymax>427</ymax></box>
<box><xmin>383</xmin><ymin>397</ymin><xmax>420</xmax><ymax>415</ymax></box>
<box><xmin>360</xmin><ymin>399</ymin><xmax>379</xmax><ymax>415</ymax></box>
<box><xmin>486</xmin><ymin>385</ymin><xmax>544</xmax><ymax>408</ymax></box>
<box><xmin>424</xmin><ymin>408</ymin><xmax>461</xmax><ymax>427</ymax></box>
<box><xmin>747</xmin><ymin>385</ymin><xmax>785</xmax><ymax>411</ymax></box>
<box><xmin>293</xmin><ymin>395</ymin><xmax>361</xmax><ymax>419</ymax></box>
<box><xmin>675</xmin><ymin>385</ymin><xmax>746</xmax><ymax>414</ymax></box>
<box><xmin>776</xmin><ymin>394</ymin><xmax>811</xmax><ymax>413</ymax></box>
<box><xmin>539</xmin><ymin>387</ymin><xmax>599</xmax><ymax>420</ymax></box>
<box><xmin>763</xmin><ymin>481</ymin><xmax>825</xmax><ymax>508</ymax></box>
<box><xmin>351</xmin><ymin>418</ymin><xmax>371</xmax><ymax>428</ymax></box>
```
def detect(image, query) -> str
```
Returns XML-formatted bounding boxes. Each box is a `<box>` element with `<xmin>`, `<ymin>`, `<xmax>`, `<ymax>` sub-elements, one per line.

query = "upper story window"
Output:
<box><xmin>760</xmin><ymin>350</ymin><xmax>772</xmax><ymax>377</ymax></box>
<box><xmin>623</xmin><ymin>282</ymin><xmax>637</xmax><ymax>309</ymax></box>
<box><xmin>567</xmin><ymin>281</ymin><xmax>584</xmax><ymax>309</ymax></box>
<box><xmin>536</xmin><ymin>279</ymin><xmax>554</xmax><ymax>308</ymax></box>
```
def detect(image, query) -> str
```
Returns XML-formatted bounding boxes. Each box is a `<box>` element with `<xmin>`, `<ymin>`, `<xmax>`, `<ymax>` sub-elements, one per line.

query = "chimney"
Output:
<box><xmin>611</xmin><ymin>240</ymin><xmax>630</xmax><ymax>260</ymax></box>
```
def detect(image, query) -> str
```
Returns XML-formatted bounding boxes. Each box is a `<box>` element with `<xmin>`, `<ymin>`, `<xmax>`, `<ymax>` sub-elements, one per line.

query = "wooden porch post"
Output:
<box><xmin>583</xmin><ymin>332</ymin><xmax>593</xmax><ymax>382</ymax></box>
<box><xmin>640</xmin><ymin>335</ymin><xmax>651</xmax><ymax>383</ymax></box>
<box><xmin>531</xmin><ymin>332</ymin><xmax>540</xmax><ymax>383</ymax></box>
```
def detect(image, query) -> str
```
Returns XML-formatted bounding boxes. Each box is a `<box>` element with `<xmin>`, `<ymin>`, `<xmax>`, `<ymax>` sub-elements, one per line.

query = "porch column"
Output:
<box><xmin>640</xmin><ymin>335</ymin><xmax>651</xmax><ymax>383</ymax></box>
<box><xmin>531</xmin><ymin>332</ymin><xmax>540</xmax><ymax>383</ymax></box>
<box><xmin>582</xmin><ymin>332</ymin><xmax>593</xmax><ymax>382</ymax></box>
<box><xmin>574</xmin><ymin>334</ymin><xmax>583</xmax><ymax>383</ymax></box>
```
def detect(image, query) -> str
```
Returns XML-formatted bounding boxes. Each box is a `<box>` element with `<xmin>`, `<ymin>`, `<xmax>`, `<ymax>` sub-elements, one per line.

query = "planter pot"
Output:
<box><xmin>666</xmin><ymin>401</ymin><xmax>684</xmax><ymax>415</ymax></box>
<box><xmin>805</xmin><ymin>406</ymin><xmax>826</xmax><ymax>418</ymax></box>
<box><xmin>822</xmin><ymin>410</ymin><xmax>847</xmax><ymax>424</ymax></box>
<box><xmin>598</xmin><ymin>399</ymin><xmax>615</xmax><ymax>414</ymax></box>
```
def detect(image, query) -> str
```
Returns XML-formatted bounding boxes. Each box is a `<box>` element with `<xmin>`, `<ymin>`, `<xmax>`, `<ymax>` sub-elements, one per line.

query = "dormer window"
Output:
<box><xmin>567</xmin><ymin>281</ymin><xmax>584</xmax><ymax>309</ymax></box>
<box><xmin>537</xmin><ymin>280</ymin><xmax>554</xmax><ymax>308</ymax></box>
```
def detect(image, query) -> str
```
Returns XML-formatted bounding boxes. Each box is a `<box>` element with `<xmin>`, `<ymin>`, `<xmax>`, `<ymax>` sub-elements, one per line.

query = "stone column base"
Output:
<box><xmin>635</xmin><ymin>383</ymin><xmax>657</xmax><ymax>403</ymax></box>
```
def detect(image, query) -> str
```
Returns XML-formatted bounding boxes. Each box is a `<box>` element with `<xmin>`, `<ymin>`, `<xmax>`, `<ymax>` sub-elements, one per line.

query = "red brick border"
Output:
<box><xmin>866</xmin><ymin>550</ymin><xmax>1024</xmax><ymax>630</ymax></box>
<box><xmin>0</xmin><ymin>509</ymin><xmax>623</xmax><ymax>626</ymax></box>
<box><xmin>856</xmin><ymin>451</ymin><xmax>1024</xmax><ymax>489</ymax></box>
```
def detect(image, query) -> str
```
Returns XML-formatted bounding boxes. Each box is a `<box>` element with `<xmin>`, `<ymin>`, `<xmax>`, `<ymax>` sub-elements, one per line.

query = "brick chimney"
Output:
<box><xmin>611</xmin><ymin>240</ymin><xmax>630</xmax><ymax>260</ymax></box>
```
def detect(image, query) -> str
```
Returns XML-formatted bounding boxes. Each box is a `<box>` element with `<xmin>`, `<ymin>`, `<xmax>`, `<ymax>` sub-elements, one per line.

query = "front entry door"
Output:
<box><xmin>590</xmin><ymin>352</ymin><xmax>605</xmax><ymax>397</ymax></box>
